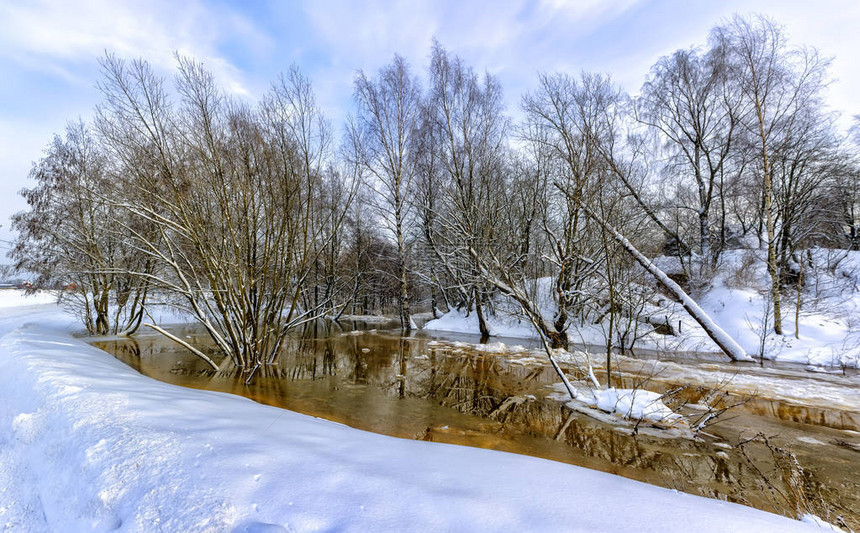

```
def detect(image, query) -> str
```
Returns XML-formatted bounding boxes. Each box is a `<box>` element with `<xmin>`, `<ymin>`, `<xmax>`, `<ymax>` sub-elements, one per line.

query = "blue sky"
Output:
<box><xmin>1</xmin><ymin>0</ymin><xmax>858</xmax><ymax>256</ymax></box>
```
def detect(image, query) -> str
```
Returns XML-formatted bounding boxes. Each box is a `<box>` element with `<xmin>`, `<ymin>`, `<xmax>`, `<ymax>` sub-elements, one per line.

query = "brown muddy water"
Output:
<box><xmin>91</xmin><ymin>320</ymin><xmax>860</xmax><ymax>529</ymax></box>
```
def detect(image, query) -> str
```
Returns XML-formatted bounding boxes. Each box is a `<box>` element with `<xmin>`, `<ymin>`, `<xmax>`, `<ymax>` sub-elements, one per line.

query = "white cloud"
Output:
<box><xmin>296</xmin><ymin>0</ymin><xmax>645</xmax><ymax>127</ymax></box>
<box><xmin>537</xmin><ymin>0</ymin><xmax>641</xmax><ymax>22</ymax></box>
<box><xmin>298</xmin><ymin>0</ymin><xmax>644</xmax><ymax>72</ymax></box>
<box><xmin>0</xmin><ymin>0</ymin><xmax>264</xmax><ymax>95</ymax></box>
<box><xmin>0</xmin><ymin>0</ymin><xmax>273</xmax><ymax>256</ymax></box>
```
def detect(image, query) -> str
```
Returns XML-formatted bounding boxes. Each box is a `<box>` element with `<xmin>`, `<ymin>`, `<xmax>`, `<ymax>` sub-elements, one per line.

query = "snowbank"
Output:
<box><xmin>424</xmin><ymin>250</ymin><xmax>860</xmax><ymax>368</ymax></box>
<box><xmin>424</xmin><ymin>279</ymin><xmax>554</xmax><ymax>339</ymax></box>
<box><xmin>0</xmin><ymin>293</ymin><xmax>76</xmax><ymax>339</ymax></box>
<box><xmin>647</xmin><ymin>249</ymin><xmax>860</xmax><ymax>368</ymax></box>
<box><xmin>424</xmin><ymin>308</ymin><xmax>532</xmax><ymax>338</ymax></box>
<box><xmin>0</xmin><ymin>303</ymin><xmax>823</xmax><ymax>532</ymax></box>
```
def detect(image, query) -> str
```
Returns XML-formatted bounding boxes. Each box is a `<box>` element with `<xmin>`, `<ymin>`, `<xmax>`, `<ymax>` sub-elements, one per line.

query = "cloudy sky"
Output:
<box><xmin>1</xmin><ymin>0</ymin><xmax>858</xmax><ymax>258</ymax></box>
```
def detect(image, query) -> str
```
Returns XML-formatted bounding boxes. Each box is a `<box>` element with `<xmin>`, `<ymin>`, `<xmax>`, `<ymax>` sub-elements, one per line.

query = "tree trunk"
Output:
<box><xmin>474</xmin><ymin>288</ymin><xmax>491</xmax><ymax>338</ymax></box>
<box><xmin>754</xmin><ymin>87</ymin><xmax>783</xmax><ymax>335</ymax></box>
<box><xmin>764</xmin><ymin>166</ymin><xmax>783</xmax><ymax>335</ymax></box>
<box><xmin>397</xmin><ymin>206</ymin><xmax>412</xmax><ymax>332</ymax></box>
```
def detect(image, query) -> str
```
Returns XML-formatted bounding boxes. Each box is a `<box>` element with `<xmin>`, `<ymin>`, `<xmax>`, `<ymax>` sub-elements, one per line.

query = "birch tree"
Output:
<box><xmin>713</xmin><ymin>14</ymin><xmax>830</xmax><ymax>334</ymax></box>
<box><xmin>423</xmin><ymin>43</ymin><xmax>510</xmax><ymax>337</ymax></box>
<box><xmin>638</xmin><ymin>45</ymin><xmax>739</xmax><ymax>279</ymax></box>
<box><xmin>349</xmin><ymin>55</ymin><xmax>421</xmax><ymax>331</ymax></box>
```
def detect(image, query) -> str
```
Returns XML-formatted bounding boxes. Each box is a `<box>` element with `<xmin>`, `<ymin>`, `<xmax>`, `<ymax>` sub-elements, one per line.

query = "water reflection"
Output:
<box><xmin>92</xmin><ymin>322</ymin><xmax>860</xmax><ymax>528</ymax></box>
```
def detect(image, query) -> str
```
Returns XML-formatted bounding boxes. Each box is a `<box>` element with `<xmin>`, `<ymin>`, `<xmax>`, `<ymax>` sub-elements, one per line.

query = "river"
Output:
<box><xmin>91</xmin><ymin>319</ymin><xmax>860</xmax><ymax>529</ymax></box>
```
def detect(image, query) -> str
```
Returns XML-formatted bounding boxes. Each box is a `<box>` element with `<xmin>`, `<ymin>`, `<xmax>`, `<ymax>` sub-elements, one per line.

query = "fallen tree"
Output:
<box><xmin>577</xmin><ymin>202</ymin><xmax>754</xmax><ymax>363</ymax></box>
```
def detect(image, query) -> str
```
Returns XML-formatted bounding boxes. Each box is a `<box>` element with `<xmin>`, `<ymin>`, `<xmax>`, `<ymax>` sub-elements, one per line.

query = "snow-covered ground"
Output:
<box><xmin>424</xmin><ymin>249</ymin><xmax>860</xmax><ymax>368</ymax></box>
<box><xmin>0</xmin><ymin>289</ymin><xmax>58</xmax><ymax>309</ymax></box>
<box><xmin>649</xmin><ymin>249</ymin><xmax>860</xmax><ymax>368</ymax></box>
<box><xmin>0</xmin><ymin>291</ymin><xmax>835</xmax><ymax>531</ymax></box>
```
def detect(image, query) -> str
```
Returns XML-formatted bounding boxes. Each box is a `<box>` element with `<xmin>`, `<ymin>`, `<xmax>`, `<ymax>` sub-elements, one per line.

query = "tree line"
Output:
<box><xmin>11</xmin><ymin>14</ymin><xmax>860</xmax><ymax>370</ymax></box>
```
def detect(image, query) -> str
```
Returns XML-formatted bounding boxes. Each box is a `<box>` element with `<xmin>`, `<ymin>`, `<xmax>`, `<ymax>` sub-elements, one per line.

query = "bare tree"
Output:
<box><xmin>838</xmin><ymin>121</ymin><xmax>860</xmax><ymax>250</ymax></box>
<box><xmin>638</xmin><ymin>45</ymin><xmax>739</xmax><ymax>280</ymax></box>
<box><xmin>95</xmin><ymin>54</ymin><xmax>349</xmax><ymax>372</ymax></box>
<box><xmin>423</xmin><ymin>42</ymin><xmax>510</xmax><ymax>337</ymax></box>
<box><xmin>349</xmin><ymin>55</ymin><xmax>421</xmax><ymax>331</ymax></box>
<box><xmin>713</xmin><ymin>14</ymin><xmax>831</xmax><ymax>334</ymax></box>
<box><xmin>412</xmin><ymin>101</ymin><xmax>451</xmax><ymax>318</ymax></box>
<box><xmin>518</xmin><ymin>72</ymin><xmax>620</xmax><ymax>348</ymax></box>
<box><xmin>10</xmin><ymin>120</ymin><xmax>152</xmax><ymax>335</ymax></box>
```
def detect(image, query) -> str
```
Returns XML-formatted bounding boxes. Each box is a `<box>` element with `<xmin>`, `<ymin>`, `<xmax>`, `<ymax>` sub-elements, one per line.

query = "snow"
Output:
<box><xmin>473</xmin><ymin>341</ymin><xmax>510</xmax><ymax>353</ymax></box>
<box><xmin>0</xmin><ymin>291</ymin><xmax>78</xmax><ymax>339</ymax></box>
<box><xmin>424</xmin><ymin>308</ymin><xmax>534</xmax><ymax>339</ymax></box>
<box><xmin>426</xmin><ymin>308</ymin><xmax>509</xmax><ymax>337</ymax></box>
<box><xmin>796</xmin><ymin>436</ymin><xmax>827</xmax><ymax>446</ymax></box>
<box><xmin>0</xmin><ymin>294</ymin><xmax>831</xmax><ymax>531</ymax></box>
<box><xmin>327</xmin><ymin>313</ymin><xmax>394</xmax><ymax>324</ymax></box>
<box><xmin>647</xmin><ymin>249</ymin><xmax>860</xmax><ymax>368</ymax></box>
<box><xmin>546</xmin><ymin>382</ymin><xmax>685</xmax><ymax>429</ymax></box>
<box><xmin>592</xmin><ymin>388</ymin><xmax>682</xmax><ymax>425</ymax></box>
<box><xmin>596</xmin><ymin>216</ymin><xmax>751</xmax><ymax>362</ymax></box>
<box><xmin>801</xmin><ymin>514</ymin><xmax>846</xmax><ymax>531</ymax></box>
<box><xmin>0</xmin><ymin>289</ymin><xmax>58</xmax><ymax>308</ymax></box>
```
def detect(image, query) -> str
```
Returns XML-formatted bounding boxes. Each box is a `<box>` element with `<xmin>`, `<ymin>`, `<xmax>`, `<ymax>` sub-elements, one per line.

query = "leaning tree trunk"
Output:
<box><xmin>580</xmin><ymin>204</ymin><xmax>753</xmax><ymax>362</ymax></box>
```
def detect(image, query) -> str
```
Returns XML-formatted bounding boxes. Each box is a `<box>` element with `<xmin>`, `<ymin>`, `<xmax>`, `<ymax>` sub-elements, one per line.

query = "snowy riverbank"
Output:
<box><xmin>424</xmin><ymin>249</ymin><xmax>860</xmax><ymax>369</ymax></box>
<box><xmin>0</xmin><ymin>293</ymin><xmax>834</xmax><ymax>531</ymax></box>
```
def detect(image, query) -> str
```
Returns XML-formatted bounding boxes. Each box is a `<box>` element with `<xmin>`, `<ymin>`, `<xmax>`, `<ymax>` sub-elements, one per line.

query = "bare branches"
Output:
<box><xmin>349</xmin><ymin>55</ymin><xmax>421</xmax><ymax>331</ymax></box>
<box><xmin>12</xmin><ymin>19</ymin><xmax>857</xmax><ymax>380</ymax></box>
<box><xmin>89</xmin><ymin>55</ymin><xmax>353</xmax><ymax>368</ymax></box>
<box><xmin>576</xmin><ymin>199</ymin><xmax>752</xmax><ymax>362</ymax></box>
<box><xmin>10</xmin><ymin>120</ymin><xmax>152</xmax><ymax>335</ymax></box>
<box><xmin>713</xmin><ymin>14</ymin><xmax>833</xmax><ymax>334</ymax></box>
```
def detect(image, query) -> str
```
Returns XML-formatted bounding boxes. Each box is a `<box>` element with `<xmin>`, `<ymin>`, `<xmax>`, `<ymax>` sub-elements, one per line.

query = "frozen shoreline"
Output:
<box><xmin>0</xmin><ymin>296</ymin><xmax>831</xmax><ymax>531</ymax></box>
